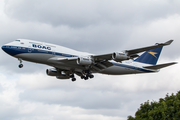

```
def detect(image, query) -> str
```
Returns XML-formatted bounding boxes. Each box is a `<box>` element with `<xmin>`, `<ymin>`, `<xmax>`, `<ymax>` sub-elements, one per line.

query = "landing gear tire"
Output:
<box><xmin>84</xmin><ymin>76</ymin><xmax>89</xmax><ymax>80</ymax></box>
<box><xmin>72</xmin><ymin>78</ymin><xmax>76</xmax><ymax>82</ymax></box>
<box><xmin>81</xmin><ymin>75</ymin><xmax>85</xmax><ymax>79</ymax></box>
<box><xmin>89</xmin><ymin>74</ymin><xmax>94</xmax><ymax>79</ymax></box>
<box><xmin>19</xmin><ymin>64</ymin><xmax>23</xmax><ymax>68</ymax></box>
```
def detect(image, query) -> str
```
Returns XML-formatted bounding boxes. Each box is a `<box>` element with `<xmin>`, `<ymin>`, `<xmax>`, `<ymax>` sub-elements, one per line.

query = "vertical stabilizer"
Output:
<box><xmin>134</xmin><ymin>46</ymin><xmax>163</xmax><ymax>65</ymax></box>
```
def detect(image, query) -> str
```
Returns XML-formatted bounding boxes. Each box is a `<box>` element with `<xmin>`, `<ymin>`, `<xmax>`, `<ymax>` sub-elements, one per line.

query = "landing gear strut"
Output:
<box><xmin>18</xmin><ymin>58</ymin><xmax>23</xmax><ymax>68</ymax></box>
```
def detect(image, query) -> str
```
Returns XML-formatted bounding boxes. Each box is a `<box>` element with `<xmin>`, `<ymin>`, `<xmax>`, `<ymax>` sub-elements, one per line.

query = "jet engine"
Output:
<box><xmin>77</xmin><ymin>57</ymin><xmax>93</xmax><ymax>65</ymax></box>
<box><xmin>46</xmin><ymin>69</ymin><xmax>70</xmax><ymax>79</ymax></box>
<box><xmin>112</xmin><ymin>52</ymin><xmax>130</xmax><ymax>62</ymax></box>
<box><xmin>46</xmin><ymin>68</ymin><xmax>60</xmax><ymax>76</ymax></box>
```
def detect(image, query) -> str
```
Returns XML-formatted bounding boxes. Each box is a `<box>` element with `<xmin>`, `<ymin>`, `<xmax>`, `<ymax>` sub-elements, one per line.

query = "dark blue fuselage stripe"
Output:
<box><xmin>2</xmin><ymin>45</ymin><xmax>78</xmax><ymax>57</ymax></box>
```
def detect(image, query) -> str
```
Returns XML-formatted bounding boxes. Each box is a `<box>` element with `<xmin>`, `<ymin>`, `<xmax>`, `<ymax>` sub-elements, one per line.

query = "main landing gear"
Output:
<box><xmin>81</xmin><ymin>74</ymin><xmax>94</xmax><ymax>80</ymax></box>
<box><xmin>18</xmin><ymin>58</ymin><xmax>23</xmax><ymax>68</ymax></box>
<box><xmin>70</xmin><ymin>70</ymin><xmax>94</xmax><ymax>82</ymax></box>
<box><xmin>71</xmin><ymin>74</ymin><xmax>94</xmax><ymax>82</ymax></box>
<box><xmin>70</xmin><ymin>74</ymin><xmax>76</xmax><ymax>82</ymax></box>
<box><xmin>80</xmin><ymin>70</ymin><xmax>94</xmax><ymax>80</ymax></box>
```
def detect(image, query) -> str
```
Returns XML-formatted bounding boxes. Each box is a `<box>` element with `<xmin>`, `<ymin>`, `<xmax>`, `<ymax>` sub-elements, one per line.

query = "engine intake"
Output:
<box><xmin>112</xmin><ymin>52</ymin><xmax>129</xmax><ymax>62</ymax></box>
<box><xmin>46</xmin><ymin>68</ymin><xmax>60</xmax><ymax>76</ymax></box>
<box><xmin>77</xmin><ymin>57</ymin><xmax>93</xmax><ymax>65</ymax></box>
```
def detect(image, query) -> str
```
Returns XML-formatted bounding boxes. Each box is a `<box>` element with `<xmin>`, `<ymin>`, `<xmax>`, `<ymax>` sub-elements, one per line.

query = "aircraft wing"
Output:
<box><xmin>125</xmin><ymin>40</ymin><xmax>173</xmax><ymax>56</ymax></box>
<box><xmin>48</xmin><ymin>56</ymin><xmax>113</xmax><ymax>71</ymax></box>
<box><xmin>48</xmin><ymin>40</ymin><xmax>173</xmax><ymax>71</ymax></box>
<box><xmin>92</xmin><ymin>40</ymin><xmax>173</xmax><ymax>62</ymax></box>
<box><xmin>48</xmin><ymin>40</ymin><xmax>173</xmax><ymax>64</ymax></box>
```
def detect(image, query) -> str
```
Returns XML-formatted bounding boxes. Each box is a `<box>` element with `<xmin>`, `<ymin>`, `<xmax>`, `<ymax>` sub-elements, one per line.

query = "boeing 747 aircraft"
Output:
<box><xmin>1</xmin><ymin>39</ymin><xmax>177</xmax><ymax>81</ymax></box>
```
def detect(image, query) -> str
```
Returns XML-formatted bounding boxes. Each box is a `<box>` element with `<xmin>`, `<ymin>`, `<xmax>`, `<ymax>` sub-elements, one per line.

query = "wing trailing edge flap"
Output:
<box><xmin>93</xmin><ymin>53</ymin><xmax>113</xmax><ymax>61</ymax></box>
<box><xmin>91</xmin><ymin>61</ymin><xmax>114</xmax><ymax>71</ymax></box>
<box><xmin>143</xmin><ymin>62</ymin><xmax>177</xmax><ymax>70</ymax></box>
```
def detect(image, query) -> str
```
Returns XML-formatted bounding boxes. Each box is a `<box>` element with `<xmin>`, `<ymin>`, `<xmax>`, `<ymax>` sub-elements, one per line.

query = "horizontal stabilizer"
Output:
<box><xmin>143</xmin><ymin>62</ymin><xmax>177</xmax><ymax>70</ymax></box>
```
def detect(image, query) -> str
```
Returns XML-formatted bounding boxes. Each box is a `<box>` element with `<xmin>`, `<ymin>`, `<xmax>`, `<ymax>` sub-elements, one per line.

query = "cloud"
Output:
<box><xmin>4</xmin><ymin>0</ymin><xmax>180</xmax><ymax>28</ymax></box>
<box><xmin>0</xmin><ymin>56</ymin><xmax>179</xmax><ymax>119</ymax></box>
<box><xmin>1</xmin><ymin>0</ymin><xmax>180</xmax><ymax>119</ymax></box>
<box><xmin>128</xmin><ymin>14</ymin><xmax>180</xmax><ymax>58</ymax></box>
<box><xmin>0</xmin><ymin>73</ymin><xmax>126</xmax><ymax>120</ymax></box>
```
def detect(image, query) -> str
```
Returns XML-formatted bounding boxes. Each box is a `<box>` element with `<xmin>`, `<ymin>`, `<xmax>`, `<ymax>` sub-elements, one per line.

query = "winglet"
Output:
<box><xmin>164</xmin><ymin>40</ymin><xmax>173</xmax><ymax>45</ymax></box>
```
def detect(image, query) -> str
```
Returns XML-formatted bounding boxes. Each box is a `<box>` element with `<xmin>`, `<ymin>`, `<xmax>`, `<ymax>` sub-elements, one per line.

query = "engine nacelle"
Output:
<box><xmin>47</xmin><ymin>69</ymin><xmax>70</xmax><ymax>79</ymax></box>
<box><xmin>56</xmin><ymin>75</ymin><xmax>70</xmax><ymax>79</ymax></box>
<box><xmin>46</xmin><ymin>69</ymin><xmax>60</xmax><ymax>76</ymax></box>
<box><xmin>112</xmin><ymin>52</ymin><xmax>129</xmax><ymax>62</ymax></box>
<box><xmin>77</xmin><ymin>57</ymin><xmax>93</xmax><ymax>65</ymax></box>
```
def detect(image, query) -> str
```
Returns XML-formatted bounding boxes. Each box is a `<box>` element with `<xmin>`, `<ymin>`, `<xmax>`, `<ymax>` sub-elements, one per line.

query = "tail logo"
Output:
<box><xmin>148</xmin><ymin>52</ymin><xmax>158</xmax><ymax>58</ymax></box>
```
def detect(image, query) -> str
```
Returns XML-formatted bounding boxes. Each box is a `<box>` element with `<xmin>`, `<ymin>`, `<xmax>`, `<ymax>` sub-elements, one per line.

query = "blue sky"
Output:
<box><xmin>0</xmin><ymin>0</ymin><xmax>180</xmax><ymax>120</ymax></box>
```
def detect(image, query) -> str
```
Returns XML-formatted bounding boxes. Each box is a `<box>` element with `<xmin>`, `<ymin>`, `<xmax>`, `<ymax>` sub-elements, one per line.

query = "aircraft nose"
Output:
<box><xmin>1</xmin><ymin>45</ymin><xmax>6</xmax><ymax>52</ymax></box>
<box><xmin>1</xmin><ymin>45</ymin><xmax>14</xmax><ymax>56</ymax></box>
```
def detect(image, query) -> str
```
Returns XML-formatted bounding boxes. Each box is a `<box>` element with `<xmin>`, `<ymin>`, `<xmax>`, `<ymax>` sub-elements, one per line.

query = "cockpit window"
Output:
<box><xmin>15</xmin><ymin>40</ymin><xmax>20</xmax><ymax>42</ymax></box>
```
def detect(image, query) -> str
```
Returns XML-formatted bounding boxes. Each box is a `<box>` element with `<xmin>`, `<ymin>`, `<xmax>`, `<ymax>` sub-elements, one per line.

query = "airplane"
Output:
<box><xmin>1</xmin><ymin>39</ymin><xmax>177</xmax><ymax>81</ymax></box>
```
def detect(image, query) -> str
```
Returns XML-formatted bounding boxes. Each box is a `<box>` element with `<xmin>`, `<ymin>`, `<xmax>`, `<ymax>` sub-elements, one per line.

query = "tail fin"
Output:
<box><xmin>134</xmin><ymin>46</ymin><xmax>163</xmax><ymax>65</ymax></box>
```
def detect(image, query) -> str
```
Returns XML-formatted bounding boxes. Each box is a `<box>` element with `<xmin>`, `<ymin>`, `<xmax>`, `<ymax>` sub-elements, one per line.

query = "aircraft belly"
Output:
<box><xmin>15</xmin><ymin>53</ymin><xmax>54</xmax><ymax>64</ymax></box>
<box><xmin>100</xmin><ymin>65</ymin><xmax>143</xmax><ymax>75</ymax></box>
<box><xmin>15</xmin><ymin>53</ymin><xmax>85</xmax><ymax>71</ymax></box>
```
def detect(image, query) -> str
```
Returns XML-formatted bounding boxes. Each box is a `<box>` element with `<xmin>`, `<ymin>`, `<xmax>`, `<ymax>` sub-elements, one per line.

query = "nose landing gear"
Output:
<box><xmin>18</xmin><ymin>58</ymin><xmax>23</xmax><ymax>68</ymax></box>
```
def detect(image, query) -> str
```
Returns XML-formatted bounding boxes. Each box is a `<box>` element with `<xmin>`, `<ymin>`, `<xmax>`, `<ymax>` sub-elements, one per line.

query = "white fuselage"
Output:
<box><xmin>2</xmin><ymin>39</ymin><xmax>156</xmax><ymax>76</ymax></box>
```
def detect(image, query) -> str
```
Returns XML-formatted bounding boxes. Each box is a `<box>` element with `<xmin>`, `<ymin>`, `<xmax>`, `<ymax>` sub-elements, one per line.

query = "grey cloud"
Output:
<box><xmin>17</xmin><ymin>86</ymin><xmax>175</xmax><ymax>118</ymax></box>
<box><xmin>5</xmin><ymin>0</ymin><xmax>180</xmax><ymax>28</ymax></box>
<box><xmin>3</xmin><ymin>0</ymin><xmax>180</xmax><ymax>59</ymax></box>
<box><xmin>5</xmin><ymin>0</ymin><xmax>101</xmax><ymax>28</ymax></box>
<box><xmin>0</xmin><ymin>84</ymin><xmax>2</xmax><ymax>93</ymax></box>
<box><xmin>19</xmin><ymin>89</ymin><xmax>124</xmax><ymax>109</ymax></box>
<box><xmin>0</xmin><ymin>62</ymin><xmax>180</xmax><ymax>120</ymax></box>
